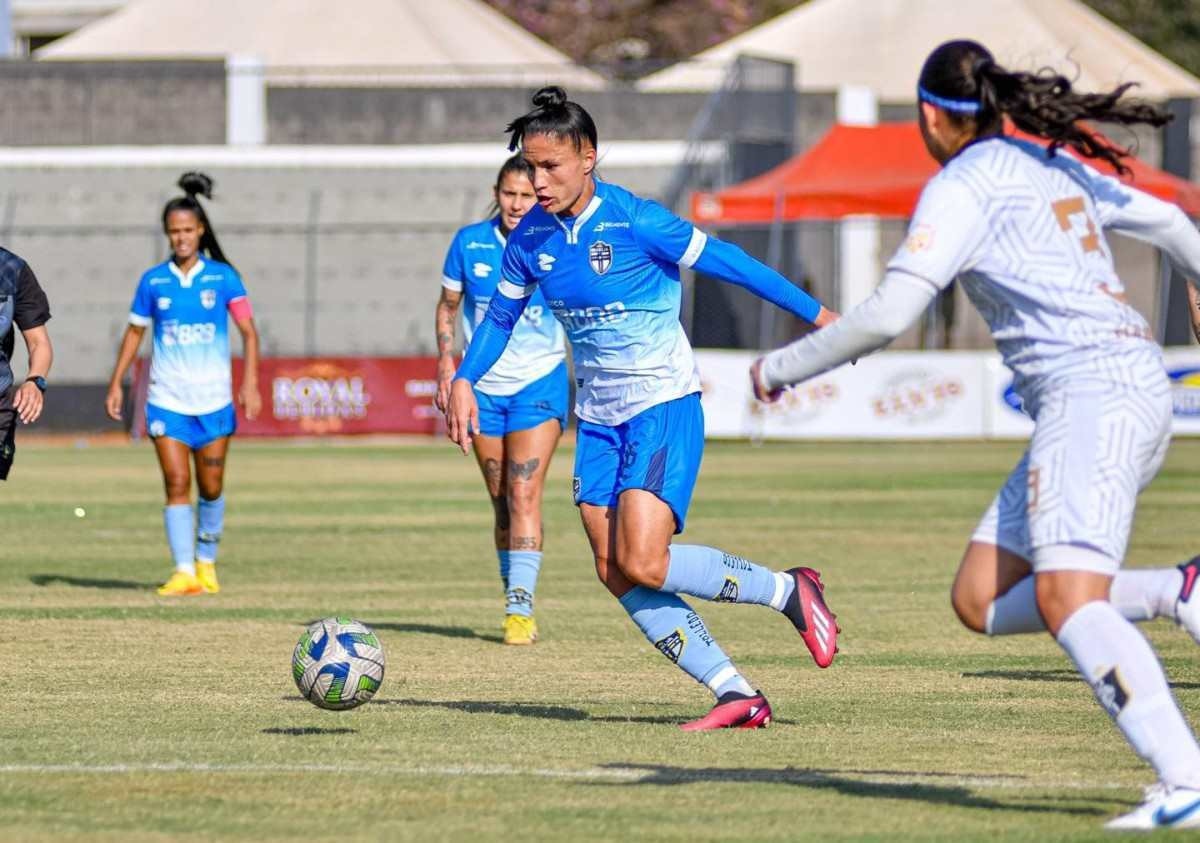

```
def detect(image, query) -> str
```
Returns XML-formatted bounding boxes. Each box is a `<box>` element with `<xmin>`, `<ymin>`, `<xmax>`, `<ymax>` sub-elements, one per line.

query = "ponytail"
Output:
<box><xmin>162</xmin><ymin>172</ymin><xmax>235</xmax><ymax>268</ymax></box>
<box><xmin>505</xmin><ymin>85</ymin><xmax>598</xmax><ymax>152</ymax></box>
<box><xmin>919</xmin><ymin>40</ymin><xmax>1172</xmax><ymax>175</ymax></box>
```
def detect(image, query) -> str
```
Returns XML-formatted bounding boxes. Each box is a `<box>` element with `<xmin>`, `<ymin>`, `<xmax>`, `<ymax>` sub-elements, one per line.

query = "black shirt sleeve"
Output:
<box><xmin>14</xmin><ymin>262</ymin><xmax>50</xmax><ymax>330</ymax></box>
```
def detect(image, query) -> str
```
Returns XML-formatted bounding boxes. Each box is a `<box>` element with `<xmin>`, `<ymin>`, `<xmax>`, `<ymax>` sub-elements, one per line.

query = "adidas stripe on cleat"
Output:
<box><xmin>680</xmin><ymin>691</ymin><xmax>772</xmax><ymax>732</ymax></box>
<box><xmin>782</xmin><ymin>567</ymin><xmax>839</xmax><ymax>668</ymax></box>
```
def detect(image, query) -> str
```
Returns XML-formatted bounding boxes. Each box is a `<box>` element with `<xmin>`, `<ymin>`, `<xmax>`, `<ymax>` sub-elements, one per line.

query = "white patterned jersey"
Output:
<box><xmin>889</xmin><ymin>136</ymin><xmax>1163</xmax><ymax>396</ymax></box>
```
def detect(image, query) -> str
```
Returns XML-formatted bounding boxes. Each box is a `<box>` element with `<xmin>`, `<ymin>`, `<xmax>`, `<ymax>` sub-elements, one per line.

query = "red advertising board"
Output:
<box><xmin>131</xmin><ymin>357</ymin><xmax>442</xmax><ymax>436</ymax></box>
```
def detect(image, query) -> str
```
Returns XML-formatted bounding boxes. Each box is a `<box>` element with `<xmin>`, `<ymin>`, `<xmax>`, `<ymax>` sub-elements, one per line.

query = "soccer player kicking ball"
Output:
<box><xmin>446</xmin><ymin>86</ymin><xmax>840</xmax><ymax>731</ymax></box>
<box><xmin>752</xmin><ymin>40</ymin><xmax>1200</xmax><ymax>830</ymax></box>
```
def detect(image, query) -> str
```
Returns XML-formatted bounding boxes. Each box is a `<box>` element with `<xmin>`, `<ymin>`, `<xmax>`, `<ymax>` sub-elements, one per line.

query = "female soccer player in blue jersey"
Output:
<box><xmin>754</xmin><ymin>40</ymin><xmax>1200</xmax><ymax>829</ymax></box>
<box><xmin>105</xmin><ymin>173</ymin><xmax>261</xmax><ymax>597</ymax></box>
<box><xmin>435</xmin><ymin>154</ymin><xmax>569</xmax><ymax>645</ymax></box>
<box><xmin>446</xmin><ymin>87</ymin><xmax>841</xmax><ymax>730</ymax></box>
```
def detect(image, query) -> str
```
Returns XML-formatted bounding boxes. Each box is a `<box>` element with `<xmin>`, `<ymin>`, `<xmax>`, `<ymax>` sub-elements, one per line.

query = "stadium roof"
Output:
<box><xmin>691</xmin><ymin>122</ymin><xmax>1200</xmax><ymax>223</ymax></box>
<box><xmin>640</xmin><ymin>0</ymin><xmax>1200</xmax><ymax>101</ymax></box>
<box><xmin>37</xmin><ymin>0</ymin><xmax>607</xmax><ymax>88</ymax></box>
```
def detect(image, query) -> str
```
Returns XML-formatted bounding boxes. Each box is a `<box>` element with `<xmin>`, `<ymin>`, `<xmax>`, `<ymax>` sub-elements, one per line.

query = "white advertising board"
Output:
<box><xmin>696</xmin><ymin>347</ymin><xmax>1200</xmax><ymax>440</ymax></box>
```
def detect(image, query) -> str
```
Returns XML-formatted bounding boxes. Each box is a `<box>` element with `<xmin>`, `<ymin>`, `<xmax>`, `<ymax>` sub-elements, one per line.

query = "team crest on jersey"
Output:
<box><xmin>588</xmin><ymin>241</ymin><xmax>613</xmax><ymax>275</ymax></box>
<box><xmin>654</xmin><ymin>629</ymin><xmax>685</xmax><ymax>663</ymax></box>
<box><xmin>716</xmin><ymin>577</ymin><xmax>740</xmax><ymax>603</ymax></box>
<box><xmin>157</xmin><ymin>296</ymin><xmax>172</xmax><ymax>311</ymax></box>
<box><xmin>200</xmin><ymin>289</ymin><xmax>217</xmax><ymax>309</ymax></box>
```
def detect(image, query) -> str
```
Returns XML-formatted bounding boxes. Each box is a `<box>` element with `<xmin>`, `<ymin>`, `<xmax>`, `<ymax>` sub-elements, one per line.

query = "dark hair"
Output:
<box><xmin>918</xmin><ymin>40</ymin><xmax>1172</xmax><ymax>175</ymax></box>
<box><xmin>487</xmin><ymin>153</ymin><xmax>535</xmax><ymax>217</ymax></box>
<box><xmin>161</xmin><ymin>172</ymin><xmax>234</xmax><ymax>268</ymax></box>
<box><xmin>505</xmin><ymin>85</ymin><xmax>598</xmax><ymax>152</ymax></box>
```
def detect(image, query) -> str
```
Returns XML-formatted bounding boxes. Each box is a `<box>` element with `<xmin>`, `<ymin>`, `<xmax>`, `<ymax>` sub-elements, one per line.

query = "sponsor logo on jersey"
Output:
<box><xmin>157</xmin><ymin>296</ymin><xmax>172</xmax><ymax>311</ymax></box>
<box><xmin>654</xmin><ymin>629</ymin><xmax>685</xmax><ymax>663</ymax></box>
<box><xmin>523</xmin><ymin>225</ymin><xmax>556</xmax><ymax>236</ymax></box>
<box><xmin>160</xmin><ymin>321</ymin><xmax>216</xmax><ymax>347</ymax></box>
<box><xmin>1168</xmin><ymin>367</ymin><xmax>1200</xmax><ymax>417</ymax></box>
<box><xmin>149</xmin><ymin>276</ymin><xmax>171</xmax><ymax>286</ymax></box>
<box><xmin>465</xmin><ymin>241</ymin><xmax>496</xmax><ymax>250</ymax></box>
<box><xmin>200</xmin><ymin>289</ymin><xmax>217</xmax><ymax>309</ymax></box>
<box><xmin>471</xmin><ymin>262</ymin><xmax>492</xmax><ymax>278</ymax></box>
<box><xmin>553</xmin><ymin>300</ymin><xmax>628</xmax><ymax>329</ymax></box>
<box><xmin>588</xmin><ymin>241</ymin><xmax>613</xmax><ymax>275</ymax></box>
<box><xmin>903</xmin><ymin>222</ymin><xmax>935</xmax><ymax>253</ymax></box>
<box><xmin>537</xmin><ymin>253</ymin><xmax>556</xmax><ymax>272</ymax></box>
<box><xmin>592</xmin><ymin>221</ymin><xmax>630</xmax><ymax>232</ymax></box>
<box><xmin>199</xmin><ymin>274</ymin><xmax>223</xmax><ymax>283</ymax></box>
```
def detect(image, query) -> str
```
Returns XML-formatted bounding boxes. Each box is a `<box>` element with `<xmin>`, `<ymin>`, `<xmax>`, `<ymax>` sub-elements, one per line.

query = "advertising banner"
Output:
<box><xmin>132</xmin><ymin>356</ymin><xmax>441</xmax><ymax>437</ymax></box>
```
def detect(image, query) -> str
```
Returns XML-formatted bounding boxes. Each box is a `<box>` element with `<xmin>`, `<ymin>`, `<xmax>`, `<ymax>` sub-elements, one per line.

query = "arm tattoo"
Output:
<box><xmin>508</xmin><ymin>457</ymin><xmax>540</xmax><ymax>481</ymax></box>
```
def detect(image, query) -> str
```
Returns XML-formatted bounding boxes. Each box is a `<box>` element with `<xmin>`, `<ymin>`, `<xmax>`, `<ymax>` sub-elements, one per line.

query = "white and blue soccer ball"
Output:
<box><xmin>292</xmin><ymin>617</ymin><xmax>385</xmax><ymax>710</ymax></box>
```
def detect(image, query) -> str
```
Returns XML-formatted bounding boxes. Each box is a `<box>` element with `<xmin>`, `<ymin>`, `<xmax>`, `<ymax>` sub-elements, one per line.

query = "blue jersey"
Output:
<box><xmin>458</xmin><ymin>180</ymin><xmax>823</xmax><ymax>426</ymax></box>
<box><xmin>129</xmin><ymin>257</ymin><xmax>247</xmax><ymax>415</ymax></box>
<box><xmin>442</xmin><ymin>217</ymin><xmax>565</xmax><ymax>396</ymax></box>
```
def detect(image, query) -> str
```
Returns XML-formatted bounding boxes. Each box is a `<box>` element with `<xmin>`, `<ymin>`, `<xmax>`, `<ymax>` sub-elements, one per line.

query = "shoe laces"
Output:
<box><xmin>1143</xmin><ymin>782</ymin><xmax>1171</xmax><ymax>803</ymax></box>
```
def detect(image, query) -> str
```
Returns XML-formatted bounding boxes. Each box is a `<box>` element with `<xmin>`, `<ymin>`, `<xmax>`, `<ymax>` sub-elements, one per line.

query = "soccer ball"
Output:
<box><xmin>292</xmin><ymin>617</ymin><xmax>385</xmax><ymax>710</ymax></box>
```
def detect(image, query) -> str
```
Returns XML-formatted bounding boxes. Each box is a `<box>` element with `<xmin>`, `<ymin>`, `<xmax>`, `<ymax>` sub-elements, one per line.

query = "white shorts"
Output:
<box><xmin>972</xmin><ymin>368</ymin><xmax>1172</xmax><ymax>575</ymax></box>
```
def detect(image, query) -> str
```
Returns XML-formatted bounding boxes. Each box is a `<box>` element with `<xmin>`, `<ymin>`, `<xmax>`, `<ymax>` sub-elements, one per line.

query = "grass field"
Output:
<box><xmin>3</xmin><ymin>437</ymin><xmax>1200</xmax><ymax>841</ymax></box>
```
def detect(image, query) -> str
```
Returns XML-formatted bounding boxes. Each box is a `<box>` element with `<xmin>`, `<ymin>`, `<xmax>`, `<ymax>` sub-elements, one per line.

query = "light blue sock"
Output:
<box><xmin>163</xmin><ymin>504</ymin><xmax>196</xmax><ymax>574</ymax></box>
<box><xmin>505</xmin><ymin>550</ymin><xmax>541</xmax><ymax>617</ymax></box>
<box><xmin>196</xmin><ymin>495</ymin><xmax>225</xmax><ymax>563</ymax></box>
<box><xmin>663</xmin><ymin>544</ymin><xmax>794</xmax><ymax>609</ymax></box>
<box><xmin>497</xmin><ymin>550</ymin><xmax>512</xmax><ymax>591</ymax></box>
<box><xmin>618</xmin><ymin>586</ymin><xmax>753</xmax><ymax>699</ymax></box>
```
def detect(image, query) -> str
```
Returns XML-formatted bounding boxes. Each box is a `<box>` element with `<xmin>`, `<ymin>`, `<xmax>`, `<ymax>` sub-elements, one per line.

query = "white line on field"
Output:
<box><xmin>0</xmin><ymin>762</ymin><xmax>1132</xmax><ymax>791</ymax></box>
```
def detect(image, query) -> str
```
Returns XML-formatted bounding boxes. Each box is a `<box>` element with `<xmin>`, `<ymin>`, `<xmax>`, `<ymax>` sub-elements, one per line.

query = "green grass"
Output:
<box><xmin>2</xmin><ymin>438</ymin><xmax>1199</xmax><ymax>841</ymax></box>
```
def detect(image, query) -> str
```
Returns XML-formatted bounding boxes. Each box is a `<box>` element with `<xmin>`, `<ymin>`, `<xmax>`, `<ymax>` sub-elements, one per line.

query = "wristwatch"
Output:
<box><xmin>24</xmin><ymin>375</ymin><xmax>46</xmax><ymax>393</ymax></box>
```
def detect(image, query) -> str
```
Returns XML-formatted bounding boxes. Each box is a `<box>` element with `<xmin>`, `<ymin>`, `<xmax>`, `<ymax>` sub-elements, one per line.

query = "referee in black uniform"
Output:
<box><xmin>0</xmin><ymin>247</ymin><xmax>52</xmax><ymax>480</ymax></box>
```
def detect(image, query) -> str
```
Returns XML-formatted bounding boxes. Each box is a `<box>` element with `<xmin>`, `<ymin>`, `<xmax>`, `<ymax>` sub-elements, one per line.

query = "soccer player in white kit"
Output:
<box><xmin>752</xmin><ymin>40</ymin><xmax>1200</xmax><ymax>830</ymax></box>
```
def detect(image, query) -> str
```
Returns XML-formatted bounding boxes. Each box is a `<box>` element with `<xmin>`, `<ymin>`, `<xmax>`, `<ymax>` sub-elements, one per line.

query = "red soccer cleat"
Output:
<box><xmin>782</xmin><ymin>567</ymin><xmax>839</xmax><ymax>668</ymax></box>
<box><xmin>680</xmin><ymin>691</ymin><xmax>772</xmax><ymax>732</ymax></box>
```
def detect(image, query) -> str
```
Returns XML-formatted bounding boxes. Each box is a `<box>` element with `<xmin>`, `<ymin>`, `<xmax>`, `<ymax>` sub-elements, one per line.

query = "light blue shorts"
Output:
<box><xmin>475</xmin><ymin>362</ymin><xmax>569</xmax><ymax>438</ymax></box>
<box><xmin>573</xmin><ymin>392</ymin><xmax>704</xmax><ymax>534</ymax></box>
<box><xmin>146</xmin><ymin>402</ymin><xmax>236</xmax><ymax>450</ymax></box>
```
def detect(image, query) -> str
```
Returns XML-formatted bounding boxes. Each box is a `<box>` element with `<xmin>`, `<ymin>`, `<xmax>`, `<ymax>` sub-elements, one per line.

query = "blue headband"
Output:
<box><xmin>917</xmin><ymin>84</ymin><xmax>982</xmax><ymax>114</ymax></box>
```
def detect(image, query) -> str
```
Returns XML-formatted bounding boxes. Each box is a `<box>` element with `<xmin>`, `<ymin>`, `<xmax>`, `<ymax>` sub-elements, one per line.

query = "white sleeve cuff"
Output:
<box><xmin>680</xmin><ymin>227</ymin><xmax>707</xmax><ymax>268</ymax></box>
<box><xmin>497</xmin><ymin>278</ymin><xmax>534</xmax><ymax>299</ymax></box>
<box><xmin>441</xmin><ymin>275</ymin><xmax>464</xmax><ymax>292</ymax></box>
<box><xmin>128</xmin><ymin>313</ymin><xmax>152</xmax><ymax>327</ymax></box>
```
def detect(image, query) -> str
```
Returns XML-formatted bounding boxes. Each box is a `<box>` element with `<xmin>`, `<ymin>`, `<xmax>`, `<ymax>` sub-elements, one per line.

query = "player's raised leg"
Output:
<box><xmin>582</xmin><ymin>499</ymin><xmax>769</xmax><ymax>730</ymax></box>
<box><xmin>153</xmin><ymin>435</ymin><xmax>201</xmax><ymax>596</ymax></box>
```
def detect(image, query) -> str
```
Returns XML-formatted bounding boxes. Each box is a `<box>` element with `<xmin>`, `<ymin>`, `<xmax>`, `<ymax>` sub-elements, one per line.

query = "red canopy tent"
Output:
<box><xmin>691</xmin><ymin>122</ymin><xmax>1200</xmax><ymax>224</ymax></box>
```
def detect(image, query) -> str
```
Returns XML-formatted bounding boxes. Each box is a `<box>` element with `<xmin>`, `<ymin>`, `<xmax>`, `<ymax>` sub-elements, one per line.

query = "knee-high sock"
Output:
<box><xmin>662</xmin><ymin>545</ymin><xmax>792</xmax><ymax>609</ymax></box>
<box><xmin>618</xmin><ymin>586</ymin><xmax>753</xmax><ymax>699</ymax></box>
<box><xmin>163</xmin><ymin>504</ymin><xmax>195</xmax><ymax>574</ymax></box>
<box><xmin>987</xmin><ymin>569</ymin><xmax>1185</xmax><ymax>635</ymax></box>
<box><xmin>505</xmin><ymin>551</ymin><xmax>541</xmax><ymax>617</ymax></box>
<box><xmin>1057</xmin><ymin>600</ymin><xmax>1200</xmax><ymax>789</ymax></box>
<box><xmin>496</xmin><ymin>550</ymin><xmax>512</xmax><ymax>591</ymax></box>
<box><xmin>196</xmin><ymin>495</ymin><xmax>225</xmax><ymax>563</ymax></box>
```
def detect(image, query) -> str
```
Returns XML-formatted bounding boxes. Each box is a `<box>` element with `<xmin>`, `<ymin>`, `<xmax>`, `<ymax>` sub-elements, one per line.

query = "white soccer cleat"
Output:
<box><xmin>1174</xmin><ymin>557</ymin><xmax>1200</xmax><ymax>645</ymax></box>
<box><xmin>1105</xmin><ymin>783</ymin><xmax>1200</xmax><ymax>830</ymax></box>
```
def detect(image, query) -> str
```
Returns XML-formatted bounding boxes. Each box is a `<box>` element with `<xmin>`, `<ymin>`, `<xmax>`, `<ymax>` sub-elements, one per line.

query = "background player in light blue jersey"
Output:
<box><xmin>106</xmin><ymin>173</ymin><xmax>262</xmax><ymax>597</ymax></box>
<box><xmin>447</xmin><ymin>86</ymin><xmax>841</xmax><ymax>730</ymax></box>
<box><xmin>434</xmin><ymin>154</ymin><xmax>569</xmax><ymax>645</ymax></box>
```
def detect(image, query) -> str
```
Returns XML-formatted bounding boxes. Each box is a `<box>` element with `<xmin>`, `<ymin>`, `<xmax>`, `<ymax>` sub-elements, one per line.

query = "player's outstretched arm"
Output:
<box><xmin>690</xmin><ymin>235</ymin><xmax>833</xmax><ymax>325</ymax></box>
<box><xmin>105</xmin><ymin>325</ymin><xmax>146</xmax><ymax>421</ymax></box>
<box><xmin>234</xmin><ymin>315</ymin><xmax>262</xmax><ymax>421</ymax></box>
<box><xmin>752</xmin><ymin>270</ymin><xmax>937</xmax><ymax>400</ymax></box>
<box><xmin>14</xmin><ymin>324</ymin><xmax>51</xmax><ymax>424</ymax></box>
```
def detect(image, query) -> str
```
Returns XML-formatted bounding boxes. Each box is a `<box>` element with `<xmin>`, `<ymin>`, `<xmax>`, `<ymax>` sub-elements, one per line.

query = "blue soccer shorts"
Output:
<box><xmin>146</xmin><ymin>402</ymin><xmax>237</xmax><ymax>450</ymax></box>
<box><xmin>573</xmin><ymin>392</ymin><xmax>704</xmax><ymax>534</ymax></box>
<box><xmin>474</xmin><ymin>361</ymin><xmax>569</xmax><ymax>438</ymax></box>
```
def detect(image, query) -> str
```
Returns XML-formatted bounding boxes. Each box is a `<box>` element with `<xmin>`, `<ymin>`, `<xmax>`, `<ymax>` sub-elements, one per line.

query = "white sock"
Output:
<box><xmin>1056</xmin><ymin>601</ymin><xmax>1200</xmax><ymax>789</ymax></box>
<box><xmin>1110</xmin><ymin>569</ymin><xmax>1183</xmax><ymax>622</ymax></box>
<box><xmin>986</xmin><ymin>569</ymin><xmax>1185</xmax><ymax>636</ymax></box>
